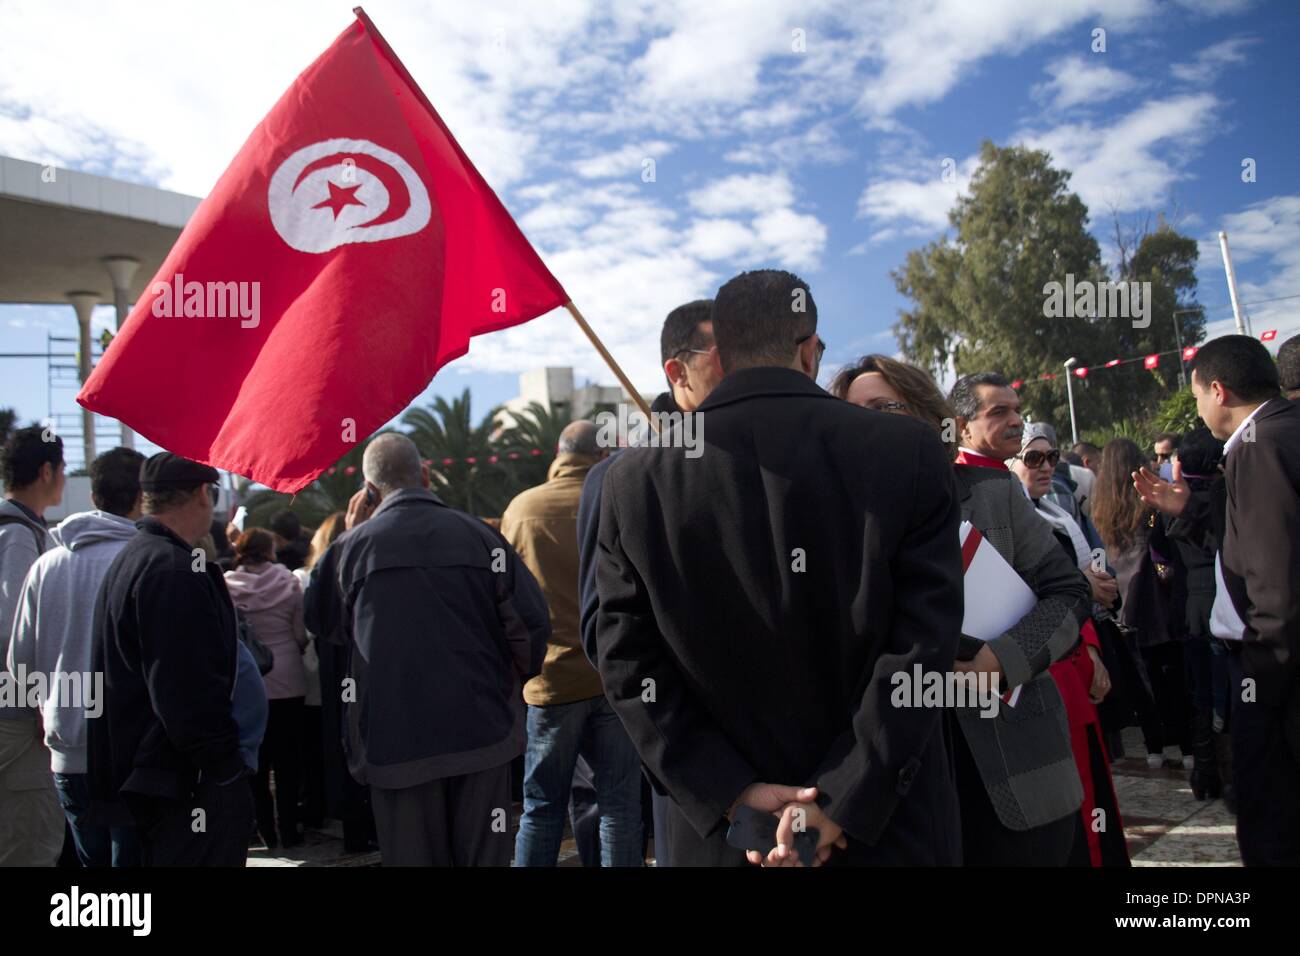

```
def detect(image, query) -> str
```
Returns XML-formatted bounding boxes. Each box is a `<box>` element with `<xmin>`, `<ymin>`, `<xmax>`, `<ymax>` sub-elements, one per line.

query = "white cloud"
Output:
<box><xmin>1034</xmin><ymin>55</ymin><xmax>1137</xmax><ymax>111</ymax></box>
<box><xmin>856</xmin><ymin>154</ymin><xmax>977</xmax><ymax>233</ymax></box>
<box><xmin>1171</xmin><ymin>35</ymin><xmax>1255</xmax><ymax>85</ymax></box>
<box><xmin>688</xmin><ymin>172</ymin><xmax>796</xmax><ymax>215</ymax></box>
<box><xmin>683</xmin><ymin>219</ymin><xmax>757</xmax><ymax>260</ymax></box>
<box><xmin>573</xmin><ymin>140</ymin><xmax>673</xmax><ymax>179</ymax></box>
<box><xmin>1018</xmin><ymin>93</ymin><xmax>1219</xmax><ymax>215</ymax></box>
<box><xmin>853</xmin><ymin>0</ymin><xmax>1159</xmax><ymax>119</ymax></box>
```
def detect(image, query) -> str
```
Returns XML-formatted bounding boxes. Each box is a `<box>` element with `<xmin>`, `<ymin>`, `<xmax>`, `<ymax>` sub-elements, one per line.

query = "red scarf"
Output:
<box><xmin>955</xmin><ymin>448</ymin><xmax>1008</xmax><ymax>471</ymax></box>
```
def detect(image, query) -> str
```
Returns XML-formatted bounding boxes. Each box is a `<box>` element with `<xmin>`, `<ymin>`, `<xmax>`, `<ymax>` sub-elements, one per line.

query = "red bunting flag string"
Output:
<box><xmin>1008</xmin><ymin>328</ymin><xmax>1288</xmax><ymax>390</ymax></box>
<box><xmin>322</xmin><ymin>448</ymin><xmax>545</xmax><ymax>476</ymax></box>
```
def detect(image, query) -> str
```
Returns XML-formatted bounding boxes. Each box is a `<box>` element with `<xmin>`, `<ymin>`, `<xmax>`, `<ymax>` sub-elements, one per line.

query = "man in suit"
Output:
<box><xmin>1190</xmin><ymin>335</ymin><xmax>1300</xmax><ymax>865</ymax></box>
<box><xmin>576</xmin><ymin>299</ymin><xmax>723</xmax><ymax>865</ymax></box>
<box><xmin>594</xmin><ymin>270</ymin><xmax>964</xmax><ymax>866</ymax></box>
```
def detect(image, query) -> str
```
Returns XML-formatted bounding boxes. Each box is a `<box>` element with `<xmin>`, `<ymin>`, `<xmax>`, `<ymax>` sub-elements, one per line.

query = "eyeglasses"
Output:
<box><xmin>795</xmin><ymin>333</ymin><xmax>826</xmax><ymax>361</ymax></box>
<box><xmin>672</xmin><ymin>347</ymin><xmax>713</xmax><ymax>363</ymax></box>
<box><xmin>864</xmin><ymin>400</ymin><xmax>909</xmax><ymax>414</ymax></box>
<box><xmin>207</xmin><ymin>484</ymin><xmax>220</xmax><ymax>505</ymax></box>
<box><xmin>1015</xmin><ymin>448</ymin><xmax>1060</xmax><ymax>470</ymax></box>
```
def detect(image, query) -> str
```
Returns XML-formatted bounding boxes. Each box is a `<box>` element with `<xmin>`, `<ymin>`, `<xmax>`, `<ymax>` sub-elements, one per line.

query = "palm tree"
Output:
<box><xmin>496</xmin><ymin>400</ymin><xmax>573</xmax><ymax>489</ymax></box>
<box><xmin>403</xmin><ymin>389</ymin><xmax>514</xmax><ymax>516</ymax></box>
<box><xmin>237</xmin><ymin>439</ymin><xmax>371</xmax><ymax>531</ymax></box>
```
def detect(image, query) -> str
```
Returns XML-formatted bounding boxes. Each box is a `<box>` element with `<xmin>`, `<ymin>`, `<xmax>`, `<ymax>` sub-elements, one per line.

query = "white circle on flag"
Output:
<box><xmin>268</xmin><ymin>138</ymin><xmax>431</xmax><ymax>254</ymax></box>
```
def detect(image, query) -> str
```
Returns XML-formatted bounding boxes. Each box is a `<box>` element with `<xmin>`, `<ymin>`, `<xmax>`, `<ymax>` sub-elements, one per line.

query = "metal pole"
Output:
<box><xmin>1218</xmin><ymin>232</ymin><xmax>1249</xmax><ymax>336</ymax></box>
<box><xmin>1172</xmin><ymin>310</ymin><xmax>1187</xmax><ymax>388</ymax></box>
<box><xmin>1064</xmin><ymin>357</ymin><xmax>1079</xmax><ymax>446</ymax></box>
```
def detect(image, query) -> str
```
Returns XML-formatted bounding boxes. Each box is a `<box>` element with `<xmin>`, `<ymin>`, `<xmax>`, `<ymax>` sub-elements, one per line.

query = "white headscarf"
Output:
<box><xmin>1012</xmin><ymin>423</ymin><xmax>1092</xmax><ymax>569</ymax></box>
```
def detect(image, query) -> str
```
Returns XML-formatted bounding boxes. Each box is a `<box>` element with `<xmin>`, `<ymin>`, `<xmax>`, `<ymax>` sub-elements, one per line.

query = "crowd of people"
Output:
<box><xmin>0</xmin><ymin>268</ymin><xmax>1296</xmax><ymax>867</ymax></box>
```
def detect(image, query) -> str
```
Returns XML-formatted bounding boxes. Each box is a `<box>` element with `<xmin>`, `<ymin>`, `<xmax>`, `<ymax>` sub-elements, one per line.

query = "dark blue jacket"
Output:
<box><xmin>90</xmin><ymin>518</ymin><xmax>245</xmax><ymax>804</ymax></box>
<box><xmin>305</xmin><ymin>488</ymin><xmax>548</xmax><ymax>789</ymax></box>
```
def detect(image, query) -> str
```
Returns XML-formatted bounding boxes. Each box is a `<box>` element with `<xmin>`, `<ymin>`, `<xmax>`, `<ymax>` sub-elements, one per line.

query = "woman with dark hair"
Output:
<box><xmin>831</xmin><ymin>356</ymin><xmax>1092</xmax><ymax>865</ymax></box>
<box><xmin>226</xmin><ymin>528</ymin><xmax>308</xmax><ymax>849</ymax></box>
<box><xmin>1093</xmin><ymin>439</ymin><xmax>1191</xmax><ymax>771</ymax></box>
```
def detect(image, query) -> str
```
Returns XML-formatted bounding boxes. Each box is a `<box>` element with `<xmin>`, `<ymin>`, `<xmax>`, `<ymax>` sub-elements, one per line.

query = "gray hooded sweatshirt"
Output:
<box><xmin>6</xmin><ymin>510</ymin><xmax>137</xmax><ymax>772</ymax></box>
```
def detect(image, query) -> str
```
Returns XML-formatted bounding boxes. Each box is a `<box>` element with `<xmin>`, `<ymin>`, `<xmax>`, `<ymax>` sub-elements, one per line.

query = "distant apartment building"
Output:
<box><xmin>498</xmin><ymin>367</ymin><xmax>643</xmax><ymax>427</ymax></box>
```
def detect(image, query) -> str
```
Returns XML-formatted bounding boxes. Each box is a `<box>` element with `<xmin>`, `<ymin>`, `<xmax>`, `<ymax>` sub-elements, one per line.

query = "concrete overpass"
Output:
<box><xmin>0</xmin><ymin>155</ymin><xmax>200</xmax><ymax>467</ymax></box>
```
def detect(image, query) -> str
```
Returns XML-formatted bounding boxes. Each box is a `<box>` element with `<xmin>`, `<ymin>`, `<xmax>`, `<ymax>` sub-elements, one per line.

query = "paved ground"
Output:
<box><xmin>248</xmin><ymin>728</ymin><xmax>1241</xmax><ymax>867</ymax></box>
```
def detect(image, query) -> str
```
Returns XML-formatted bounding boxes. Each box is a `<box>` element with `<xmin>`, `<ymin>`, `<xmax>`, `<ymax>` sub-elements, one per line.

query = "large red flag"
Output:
<box><xmin>78</xmin><ymin>10</ymin><xmax>568</xmax><ymax>492</ymax></box>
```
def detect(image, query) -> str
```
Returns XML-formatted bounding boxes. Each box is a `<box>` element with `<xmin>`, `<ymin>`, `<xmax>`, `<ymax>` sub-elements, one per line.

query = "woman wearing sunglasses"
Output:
<box><xmin>829</xmin><ymin>356</ymin><xmax>1091</xmax><ymax>866</ymax></box>
<box><xmin>1008</xmin><ymin>425</ymin><xmax>1130</xmax><ymax>866</ymax></box>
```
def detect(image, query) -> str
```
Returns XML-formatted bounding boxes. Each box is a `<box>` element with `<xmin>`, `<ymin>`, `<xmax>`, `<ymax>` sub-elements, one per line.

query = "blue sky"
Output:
<box><xmin>2</xmin><ymin>0</ymin><xmax>1297</xmax><ymax>468</ymax></box>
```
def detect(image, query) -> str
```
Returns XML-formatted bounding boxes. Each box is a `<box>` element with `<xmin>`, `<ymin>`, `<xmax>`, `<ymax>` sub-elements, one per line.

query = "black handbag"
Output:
<box><xmin>235</xmin><ymin>608</ymin><xmax>275</xmax><ymax>676</ymax></box>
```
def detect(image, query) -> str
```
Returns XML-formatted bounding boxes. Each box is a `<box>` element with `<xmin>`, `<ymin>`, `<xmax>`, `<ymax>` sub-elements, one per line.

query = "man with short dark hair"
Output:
<box><xmin>306</xmin><ymin>433</ymin><xmax>548</xmax><ymax>865</ymax></box>
<box><xmin>0</xmin><ymin>425</ymin><xmax>65</xmax><ymax>865</ymax></box>
<box><xmin>1189</xmin><ymin>334</ymin><xmax>1300</xmax><ymax>864</ymax></box>
<box><xmin>659</xmin><ymin>299</ymin><xmax>724</xmax><ymax>408</ymax></box>
<box><xmin>1072</xmin><ymin>442</ymin><xmax>1103</xmax><ymax>475</ymax></box>
<box><xmin>90</xmin><ymin>452</ymin><xmax>254</xmax><ymax>866</ymax></box>
<box><xmin>1277</xmin><ymin>333</ymin><xmax>1300</xmax><ymax>401</ymax></box>
<box><xmin>949</xmin><ymin>372</ymin><xmax>1024</xmax><ymax>468</ymax></box>
<box><xmin>595</xmin><ymin>270</ymin><xmax>963</xmax><ymax>866</ymax></box>
<box><xmin>9</xmin><ymin>447</ymin><xmax>144</xmax><ymax>866</ymax></box>
<box><xmin>1152</xmin><ymin>432</ymin><xmax>1179</xmax><ymax>478</ymax></box>
<box><xmin>577</xmin><ymin>299</ymin><xmax>723</xmax><ymax>865</ymax></box>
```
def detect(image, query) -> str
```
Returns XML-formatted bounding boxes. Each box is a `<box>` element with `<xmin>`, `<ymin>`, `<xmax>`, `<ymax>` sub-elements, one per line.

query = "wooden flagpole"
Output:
<box><xmin>565</xmin><ymin>302</ymin><xmax>656</xmax><ymax>425</ymax></box>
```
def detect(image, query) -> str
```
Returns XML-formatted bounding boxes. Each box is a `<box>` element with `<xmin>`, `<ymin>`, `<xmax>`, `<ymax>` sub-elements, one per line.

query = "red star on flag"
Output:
<box><xmin>1261</xmin><ymin>329</ymin><xmax>1278</xmax><ymax>341</ymax></box>
<box><xmin>1183</xmin><ymin>346</ymin><xmax>1198</xmax><ymax>360</ymax></box>
<box><xmin>312</xmin><ymin>181</ymin><xmax>366</xmax><ymax>219</ymax></box>
<box><xmin>1144</xmin><ymin>354</ymin><xmax>1160</xmax><ymax>369</ymax></box>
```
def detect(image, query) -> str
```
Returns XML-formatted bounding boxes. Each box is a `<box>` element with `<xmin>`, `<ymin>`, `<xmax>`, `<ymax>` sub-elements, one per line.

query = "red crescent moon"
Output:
<box><xmin>292</xmin><ymin>152</ymin><xmax>412</xmax><ymax>228</ymax></box>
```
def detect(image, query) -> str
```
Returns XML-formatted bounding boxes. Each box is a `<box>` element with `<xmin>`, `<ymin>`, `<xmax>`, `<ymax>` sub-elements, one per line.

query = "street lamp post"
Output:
<box><xmin>1064</xmin><ymin>356</ymin><xmax>1079</xmax><ymax>447</ymax></box>
<box><xmin>1172</xmin><ymin>308</ymin><xmax>1200</xmax><ymax>389</ymax></box>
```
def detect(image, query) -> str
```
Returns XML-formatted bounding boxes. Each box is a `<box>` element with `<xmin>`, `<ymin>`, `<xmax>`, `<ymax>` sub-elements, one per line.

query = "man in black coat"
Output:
<box><xmin>1190</xmin><ymin>336</ymin><xmax>1300</xmax><ymax>865</ymax></box>
<box><xmin>89</xmin><ymin>453</ymin><xmax>253</xmax><ymax>866</ymax></box>
<box><xmin>594</xmin><ymin>270</ymin><xmax>964</xmax><ymax>866</ymax></box>
<box><xmin>306</xmin><ymin>433</ymin><xmax>549</xmax><ymax>866</ymax></box>
<box><xmin>577</xmin><ymin>299</ymin><xmax>722</xmax><ymax>865</ymax></box>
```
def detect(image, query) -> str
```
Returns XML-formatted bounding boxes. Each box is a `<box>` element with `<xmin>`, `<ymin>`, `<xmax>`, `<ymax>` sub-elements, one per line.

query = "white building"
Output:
<box><xmin>497</xmin><ymin>367</ymin><xmax>640</xmax><ymax>428</ymax></box>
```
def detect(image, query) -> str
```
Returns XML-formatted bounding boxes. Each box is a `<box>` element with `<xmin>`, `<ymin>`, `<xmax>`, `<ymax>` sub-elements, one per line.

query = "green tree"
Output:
<box><xmin>893</xmin><ymin>142</ymin><xmax>1203</xmax><ymax>435</ymax></box>
<box><xmin>0</xmin><ymin>408</ymin><xmax>17</xmax><ymax>448</ymax></box>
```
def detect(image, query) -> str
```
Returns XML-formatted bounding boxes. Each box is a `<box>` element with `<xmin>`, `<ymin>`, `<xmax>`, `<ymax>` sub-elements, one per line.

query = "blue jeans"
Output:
<box><xmin>514</xmin><ymin>696</ymin><xmax>642</xmax><ymax>866</ymax></box>
<box><xmin>53</xmin><ymin>772</ymin><xmax>140</xmax><ymax>867</ymax></box>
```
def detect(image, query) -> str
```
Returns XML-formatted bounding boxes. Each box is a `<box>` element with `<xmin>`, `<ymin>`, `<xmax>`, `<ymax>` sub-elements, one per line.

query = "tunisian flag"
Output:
<box><xmin>78</xmin><ymin>10</ymin><xmax>568</xmax><ymax>492</ymax></box>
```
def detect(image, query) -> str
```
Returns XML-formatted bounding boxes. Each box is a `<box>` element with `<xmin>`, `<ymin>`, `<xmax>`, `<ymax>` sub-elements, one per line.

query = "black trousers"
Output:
<box><xmin>1227</xmin><ymin>652</ymin><xmax>1300</xmax><ymax>865</ymax></box>
<box><xmin>952</xmin><ymin>717</ymin><xmax>1076</xmax><ymax>866</ymax></box>
<box><xmin>1141</xmin><ymin>642</ymin><xmax>1191</xmax><ymax>753</ymax></box>
<box><xmin>299</xmin><ymin>704</ymin><xmax>325</xmax><ymax>827</ymax></box>
<box><xmin>129</xmin><ymin>777</ymin><xmax>254</xmax><ymax>867</ymax></box>
<box><xmin>369</xmin><ymin>763</ymin><xmax>512</xmax><ymax>866</ymax></box>
<box><xmin>253</xmin><ymin>697</ymin><xmax>304</xmax><ymax>845</ymax></box>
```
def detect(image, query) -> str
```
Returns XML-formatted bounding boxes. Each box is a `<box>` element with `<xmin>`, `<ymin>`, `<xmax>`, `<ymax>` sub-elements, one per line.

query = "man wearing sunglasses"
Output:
<box><xmin>90</xmin><ymin>453</ymin><xmax>257</xmax><ymax>866</ymax></box>
<box><xmin>1152</xmin><ymin>433</ymin><xmax>1179</xmax><ymax>481</ymax></box>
